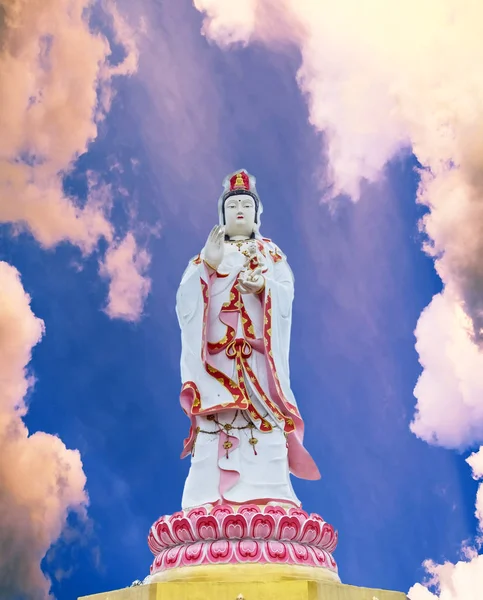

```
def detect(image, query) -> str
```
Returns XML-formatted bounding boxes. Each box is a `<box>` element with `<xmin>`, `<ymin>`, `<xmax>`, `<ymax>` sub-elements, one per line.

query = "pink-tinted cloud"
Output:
<box><xmin>100</xmin><ymin>232</ymin><xmax>151</xmax><ymax>321</ymax></box>
<box><xmin>408</xmin><ymin>554</ymin><xmax>483</xmax><ymax>600</ymax></box>
<box><xmin>411</xmin><ymin>292</ymin><xmax>483</xmax><ymax>448</ymax></box>
<box><xmin>0</xmin><ymin>0</ymin><xmax>150</xmax><ymax>320</ymax></box>
<box><xmin>1</xmin><ymin>0</ymin><xmax>111</xmax><ymax>249</ymax></box>
<box><xmin>0</xmin><ymin>262</ymin><xmax>88</xmax><ymax>599</ymax></box>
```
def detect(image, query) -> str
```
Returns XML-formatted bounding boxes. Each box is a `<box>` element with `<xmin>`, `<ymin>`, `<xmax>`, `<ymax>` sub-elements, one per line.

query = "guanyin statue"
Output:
<box><xmin>176</xmin><ymin>169</ymin><xmax>320</xmax><ymax>510</ymax></box>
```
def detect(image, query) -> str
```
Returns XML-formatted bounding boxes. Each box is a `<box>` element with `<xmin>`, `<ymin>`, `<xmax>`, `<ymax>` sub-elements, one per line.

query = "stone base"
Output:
<box><xmin>149</xmin><ymin>562</ymin><xmax>340</xmax><ymax>584</ymax></box>
<box><xmin>79</xmin><ymin>579</ymin><xmax>408</xmax><ymax>600</ymax></box>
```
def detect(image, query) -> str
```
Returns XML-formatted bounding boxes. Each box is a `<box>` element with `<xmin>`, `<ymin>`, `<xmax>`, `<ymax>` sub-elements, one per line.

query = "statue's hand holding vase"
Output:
<box><xmin>203</xmin><ymin>225</ymin><xmax>225</xmax><ymax>270</ymax></box>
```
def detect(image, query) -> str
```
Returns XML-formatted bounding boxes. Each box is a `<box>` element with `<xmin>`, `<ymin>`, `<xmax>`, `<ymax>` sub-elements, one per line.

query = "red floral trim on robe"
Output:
<box><xmin>179</xmin><ymin>381</ymin><xmax>200</xmax><ymax>458</ymax></box>
<box><xmin>193</xmin><ymin>254</ymin><xmax>228</xmax><ymax>278</ymax></box>
<box><xmin>199</xmin><ymin>279</ymin><xmax>249</xmax><ymax>411</ymax></box>
<box><xmin>179</xmin><ymin>272</ymin><xmax>270</xmax><ymax>459</ymax></box>
<box><xmin>269</xmin><ymin>248</ymin><xmax>283</xmax><ymax>263</ymax></box>
<box><xmin>263</xmin><ymin>291</ymin><xmax>301</xmax><ymax>425</ymax></box>
<box><xmin>257</xmin><ymin>240</ymin><xmax>267</xmax><ymax>256</ymax></box>
<box><xmin>208</xmin><ymin>282</ymin><xmax>257</xmax><ymax>352</ymax></box>
<box><xmin>206</xmin><ymin>281</ymin><xmax>272</xmax><ymax>432</ymax></box>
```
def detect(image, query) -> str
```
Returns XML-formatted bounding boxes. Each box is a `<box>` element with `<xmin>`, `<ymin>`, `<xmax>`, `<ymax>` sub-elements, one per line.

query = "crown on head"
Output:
<box><xmin>221</xmin><ymin>169</ymin><xmax>259</xmax><ymax>203</ymax></box>
<box><xmin>230</xmin><ymin>171</ymin><xmax>250</xmax><ymax>192</ymax></box>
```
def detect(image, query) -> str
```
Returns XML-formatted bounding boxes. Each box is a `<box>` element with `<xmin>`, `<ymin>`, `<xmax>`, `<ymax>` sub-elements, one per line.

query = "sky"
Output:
<box><xmin>1</xmin><ymin>0</ymin><xmax>483</xmax><ymax>599</ymax></box>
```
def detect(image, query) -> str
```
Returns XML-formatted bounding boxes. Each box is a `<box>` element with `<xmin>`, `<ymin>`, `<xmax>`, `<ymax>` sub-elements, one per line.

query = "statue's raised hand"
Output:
<box><xmin>203</xmin><ymin>225</ymin><xmax>225</xmax><ymax>270</ymax></box>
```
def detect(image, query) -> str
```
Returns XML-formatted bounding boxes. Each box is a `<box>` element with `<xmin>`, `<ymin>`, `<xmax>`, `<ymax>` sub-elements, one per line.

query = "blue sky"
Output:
<box><xmin>1</xmin><ymin>1</ymin><xmax>482</xmax><ymax>599</ymax></box>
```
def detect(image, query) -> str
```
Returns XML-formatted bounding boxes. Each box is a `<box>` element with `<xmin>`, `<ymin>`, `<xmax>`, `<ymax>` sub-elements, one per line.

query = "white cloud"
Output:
<box><xmin>0</xmin><ymin>0</ymin><xmax>150</xmax><ymax>320</ymax></box>
<box><xmin>0</xmin><ymin>262</ymin><xmax>88</xmax><ymax>599</ymax></box>
<box><xmin>408</xmin><ymin>582</ymin><xmax>438</xmax><ymax>600</ymax></box>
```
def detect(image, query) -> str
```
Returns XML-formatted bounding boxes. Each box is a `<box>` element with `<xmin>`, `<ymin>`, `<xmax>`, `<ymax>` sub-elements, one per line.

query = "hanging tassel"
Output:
<box><xmin>223</xmin><ymin>439</ymin><xmax>233</xmax><ymax>459</ymax></box>
<box><xmin>249</xmin><ymin>436</ymin><xmax>258</xmax><ymax>456</ymax></box>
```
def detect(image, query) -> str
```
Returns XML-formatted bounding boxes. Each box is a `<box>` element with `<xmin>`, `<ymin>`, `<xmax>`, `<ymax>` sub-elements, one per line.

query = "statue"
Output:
<box><xmin>147</xmin><ymin>171</ymin><xmax>338</xmax><ymax>584</ymax></box>
<box><xmin>176</xmin><ymin>169</ymin><xmax>320</xmax><ymax>510</ymax></box>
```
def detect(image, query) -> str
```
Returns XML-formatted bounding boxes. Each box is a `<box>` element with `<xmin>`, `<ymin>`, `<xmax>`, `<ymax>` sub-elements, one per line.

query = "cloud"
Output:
<box><xmin>100</xmin><ymin>232</ymin><xmax>151</xmax><ymax>322</ymax></box>
<box><xmin>408</xmin><ymin>555</ymin><xmax>483</xmax><ymax>600</ymax></box>
<box><xmin>467</xmin><ymin>447</ymin><xmax>483</xmax><ymax>537</ymax></box>
<box><xmin>193</xmin><ymin>0</ymin><xmax>483</xmax><ymax>444</ymax></box>
<box><xmin>407</xmin><ymin>448</ymin><xmax>483</xmax><ymax>600</ymax></box>
<box><xmin>0</xmin><ymin>0</ymin><xmax>149</xmax><ymax>320</ymax></box>
<box><xmin>0</xmin><ymin>0</ymin><xmax>110</xmax><ymax>249</ymax></box>
<box><xmin>104</xmin><ymin>0</ymin><xmax>140</xmax><ymax>78</ymax></box>
<box><xmin>0</xmin><ymin>262</ymin><xmax>88</xmax><ymax>600</ymax></box>
<box><xmin>411</xmin><ymin>291</ymin><xmax>483</xmax><ymax>448</ymax></box>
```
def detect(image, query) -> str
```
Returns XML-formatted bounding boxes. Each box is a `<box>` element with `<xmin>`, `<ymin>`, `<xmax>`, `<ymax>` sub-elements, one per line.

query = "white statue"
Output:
<box><xmin>176</xmin><ymin>170</ymin><xmax>320</xmax><ymax>509</ymax></box>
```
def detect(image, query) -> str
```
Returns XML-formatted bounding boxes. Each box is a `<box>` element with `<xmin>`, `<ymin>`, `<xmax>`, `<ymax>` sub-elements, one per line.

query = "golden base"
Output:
<box><xmin>149</xmin><ymin>562</ymin><xmax>340</xmax><ymax>584</ymax></box>
<box><xmin>79</xmin><ymin>563</ymin><xmax>407</xmax><ymax>600</ymax></box>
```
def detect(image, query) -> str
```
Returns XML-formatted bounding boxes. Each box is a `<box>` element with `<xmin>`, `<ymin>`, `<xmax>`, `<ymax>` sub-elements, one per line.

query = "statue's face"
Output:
<box><xmin>224</xmin><ymin>194</ymin><xmax>256</xmax><ymax>237</ymax></box>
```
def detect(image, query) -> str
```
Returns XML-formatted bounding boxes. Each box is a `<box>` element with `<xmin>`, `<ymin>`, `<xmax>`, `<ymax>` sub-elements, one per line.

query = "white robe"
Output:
<box><xmin>176</xmin><ymin>238</ymin><xmax>319</xmax><ymax>509</ymax></box>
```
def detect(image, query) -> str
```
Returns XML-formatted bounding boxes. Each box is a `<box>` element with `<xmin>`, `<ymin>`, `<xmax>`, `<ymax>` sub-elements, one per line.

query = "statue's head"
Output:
<box><xmin>218</xmin><ymin>170</ymin><xmax>263</xmax><ymax>238</ymax></box>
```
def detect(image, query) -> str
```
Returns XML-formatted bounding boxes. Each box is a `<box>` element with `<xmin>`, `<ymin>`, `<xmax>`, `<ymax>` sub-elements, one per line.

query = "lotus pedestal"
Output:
<box><xmin>79</xmin><ymin>504</ymin><xmax>407</xmax><ymax>600</ymax></box>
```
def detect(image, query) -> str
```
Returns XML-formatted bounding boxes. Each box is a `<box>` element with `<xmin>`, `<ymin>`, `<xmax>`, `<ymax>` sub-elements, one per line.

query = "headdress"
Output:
<box><xmin>218</xmin><ymin>169</ymin><xmax>264</xmax><ymax>231</ymax></box>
